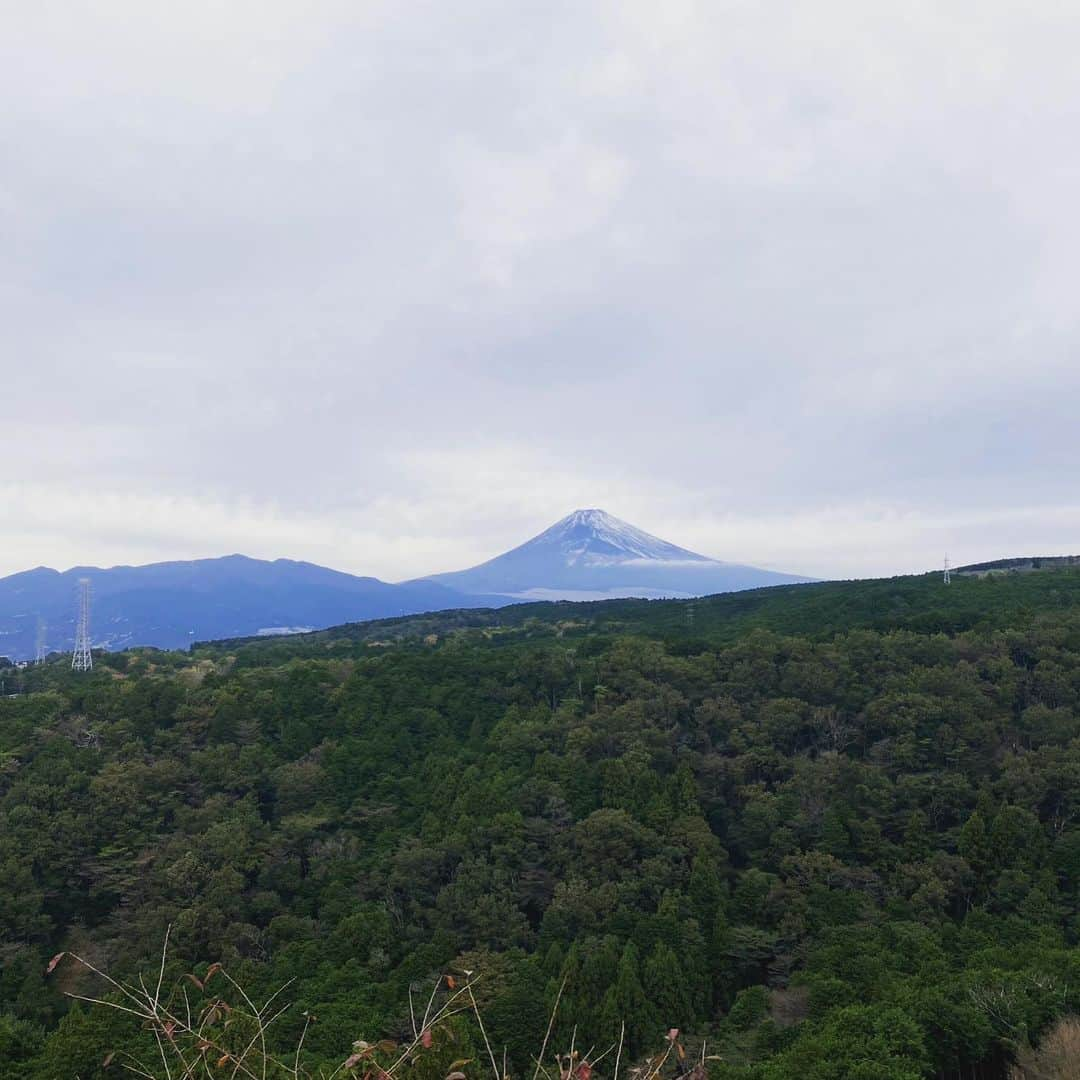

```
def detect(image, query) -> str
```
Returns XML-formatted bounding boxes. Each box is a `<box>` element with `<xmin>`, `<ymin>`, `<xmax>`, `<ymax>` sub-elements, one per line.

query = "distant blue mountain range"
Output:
<box><xmin>0</xmin><ymin>556</ymin><xmax>507</xmax><ymax>660</ymax></box>
<box><xmin>0</xmin><ymin>510</ymin><xmax>811</xmax><ymax>659</ymax></box>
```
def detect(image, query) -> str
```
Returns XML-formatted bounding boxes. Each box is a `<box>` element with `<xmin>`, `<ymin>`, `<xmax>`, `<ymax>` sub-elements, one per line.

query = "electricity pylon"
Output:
<box><xmin>72</xmin><ymin>579</ymin><xmax>93</xmax><ymax>672</ymax></box>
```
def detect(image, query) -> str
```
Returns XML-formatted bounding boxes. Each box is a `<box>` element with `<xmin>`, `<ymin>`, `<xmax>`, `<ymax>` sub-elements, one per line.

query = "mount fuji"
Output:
<box><xmin>418</xmin><ymin>508</ymin><xmax>812</xmax><ymax>601</ymax></box>
<box><xmin>0</xmin><ymin>511</ymin><xmax>811</xmax><ymax>660</ymax></box>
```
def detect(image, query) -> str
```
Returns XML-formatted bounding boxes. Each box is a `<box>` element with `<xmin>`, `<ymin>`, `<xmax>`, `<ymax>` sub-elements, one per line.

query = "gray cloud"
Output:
<box><xmin>3</xmin><ymin>1</ymin><xmax>1079</xmax><ymax>581</ymax></box>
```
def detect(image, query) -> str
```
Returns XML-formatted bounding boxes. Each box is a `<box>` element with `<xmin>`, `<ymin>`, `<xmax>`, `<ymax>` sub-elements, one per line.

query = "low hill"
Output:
<box><xmin>201</xmin><ymin>562</ymin><xmax>1080</xmax><ymax>665</ymax></box>
<box><xmin>954</xmin><ymin>554</ymin><xmax>1080</xmax><ymax>576</ymax></box>
<box><xmin>5</xmin><ymin>564</ymin><xmax>1080</xmax><ymax>1077</ymax></box>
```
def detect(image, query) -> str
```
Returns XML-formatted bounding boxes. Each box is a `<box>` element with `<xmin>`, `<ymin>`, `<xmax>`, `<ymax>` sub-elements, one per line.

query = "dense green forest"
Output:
<box><xmin>5</xmin><ymin>569</ymin><xmax>1080</xmax><ymax>1077</ymax></box>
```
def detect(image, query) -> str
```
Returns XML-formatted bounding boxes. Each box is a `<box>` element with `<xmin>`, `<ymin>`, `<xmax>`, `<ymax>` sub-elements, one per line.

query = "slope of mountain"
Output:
<box><xmin>0</xmin><ymin>555</ymin><xmax>505</xmax><ymax>660</ymax></box>
<box><xmin>418</xmin><ymin>508</ymin><xmax>811</xmax><ymax>600</ymax></box>
<box><xmin>9</xmin><ymin>559</ymin><xmax>1080</xmax><ymax>1077</ymax></box>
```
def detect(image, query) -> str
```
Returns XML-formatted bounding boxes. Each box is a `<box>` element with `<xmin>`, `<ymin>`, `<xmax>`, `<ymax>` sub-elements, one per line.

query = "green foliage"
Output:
<box><xmin>6</xmin><ymin>567</ymin><xmax>1080</xmax><ymax>1073</ymax></box>
<box><xmin>761</xmin><ymin>1004</ymin><xmax>929</xmax><ymax>1080</ymax></box>
<box><xmin>727</xmin><ymin>986</ymin><xmax>769</xmax><ymax>1032</ymax></box>
<box><xmin>0</xmin><ymin>1013</ymin><xmax>43</xmax><ymax>1072</ymax></box>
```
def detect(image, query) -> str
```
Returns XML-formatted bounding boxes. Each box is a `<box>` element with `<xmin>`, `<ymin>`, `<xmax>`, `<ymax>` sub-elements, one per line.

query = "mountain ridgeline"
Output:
<box><xmin>5</xmin><ymin>567</ymin><xmax>1080</xmax><ymax>1077</ymax></box>
<box><xmin>0</xmin><ymin>556</ymin><xmax>508</xmax><ymax>659</ymax></box>
<box><xmin>0</xmin><ymin>511</ymin><xmax>807</xmax><ymax>659</ymax></box>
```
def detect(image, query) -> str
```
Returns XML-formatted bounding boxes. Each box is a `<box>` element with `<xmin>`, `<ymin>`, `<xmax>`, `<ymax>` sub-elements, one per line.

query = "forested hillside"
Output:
<box><xmin>5</xmin><ymin>570</ymin><xmax>1080</xmax><ymax>1077</ymax></box>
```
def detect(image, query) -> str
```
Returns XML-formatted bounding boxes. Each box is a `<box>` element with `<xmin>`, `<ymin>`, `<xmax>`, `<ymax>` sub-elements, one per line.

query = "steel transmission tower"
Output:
<box><xmin>35</xmin><ymin>617</ymin><xmax>47</xmax><ymax>664</ymax></box>
<box><xmin>943</xmin><ymin>555</ymin><xmax>951</xmax><ymax>585</ymax></box>
<box><xmin>72</xmin><ymin>579</ymin><xmax>93</xmax><ymax>672</ymax></box>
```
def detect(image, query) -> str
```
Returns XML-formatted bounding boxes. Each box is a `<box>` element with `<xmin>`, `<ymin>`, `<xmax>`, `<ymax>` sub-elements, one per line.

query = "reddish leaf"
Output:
<box><xmin>445</xmin><ymin>974</ymin><xmax>457</xmax><ymax>989</ymax></box>
<box><xmin>421</xmin><ymin>1028</ymin><xmax>433</xmax><ymax>1048</ymax></box>
<box><xmin>216</xmin><ymin>1054</ymin><xmax>231</xmax><ymax>1068</ymax></box>
<box><xmin>676</xmin><ymin>1044</ymin><xmax>686</xmax><ymax>1062</ymax></box>
<box><xmin>45</xmin><ymin>952</ymin><xmax>66</xmax><ymax>975</ymax></box>
<box><xmin>205</xmin><ymin>962</ymin><xmax>223</xmax><ymax>982</ymax></box>
<box><xmin>163</xmin><ymin>1021</ymin><xmax>176</xmax><ymax>1042</ymax></box>
<box><xmin>184</xmin><ymin>973</ymin><xmax>204</xmax><ymax>991</ymax></box>
<box><xmin>102</xmin><ymin>1051</ymin><xmax>115</xmax><ymax>1067</ymax></box>
<box><xmin>576</xmin><ymin>1063</ymin><xmax>592</xmax><ymax>1080</ymax></box>
<box><xmin>667</xmin><ymin>1029</ymin><xmax>679</xmax><ymax>1042</ymax></box>
<box><xmin>344</xmin><ymin>1053</ymin><xmax>365</xmax><ymax>1069</ymax></box>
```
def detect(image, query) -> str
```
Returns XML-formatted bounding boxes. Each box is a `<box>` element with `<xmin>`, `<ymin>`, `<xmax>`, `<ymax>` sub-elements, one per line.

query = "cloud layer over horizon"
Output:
<box><xmin>4</xmin><ymin>1</ymin><xmax>1080</xmax><ymax>582</ymax></box>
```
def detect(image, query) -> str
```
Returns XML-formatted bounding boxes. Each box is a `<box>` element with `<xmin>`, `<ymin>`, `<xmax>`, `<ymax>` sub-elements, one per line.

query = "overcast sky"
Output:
<box><xmin>3</xmin><ymin>1</ymin><xmax>1079</xmax><ymax>582</ymax></box>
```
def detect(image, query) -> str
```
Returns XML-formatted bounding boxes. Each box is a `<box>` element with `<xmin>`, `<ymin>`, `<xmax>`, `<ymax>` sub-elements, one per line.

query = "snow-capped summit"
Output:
<box><xmin>419</xmin><ymin>509</ymin><xmax>811</xmax><ymax>601</ymax></box>
<box><xmin>532</xmin><ymin>509</ymin><xmax>713</xmax><ymax>566</ymax></box>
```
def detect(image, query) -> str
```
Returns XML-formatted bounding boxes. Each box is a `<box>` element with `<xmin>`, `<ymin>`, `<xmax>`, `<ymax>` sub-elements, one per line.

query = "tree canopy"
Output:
<box><xmin>5</xmin><ymin>568</ymin><xmax>1080</xmax><ymax>1076</ymax></box>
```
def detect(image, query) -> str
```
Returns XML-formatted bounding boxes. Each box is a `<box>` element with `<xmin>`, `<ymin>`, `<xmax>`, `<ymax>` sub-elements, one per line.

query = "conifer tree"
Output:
<box><xmin>599</xmin><ymin>943</ymin><xmax>656</xmax><ymax>1055</ymax></box>
<box><xmin>644</xmin><ymin>942</ymin><xmax>692</xmax><ymax>1030</ymax></box>
<box><xmin>688</xmin><ymin>849</ymin><xmax>725</xmax><ymax>937</ymax></box>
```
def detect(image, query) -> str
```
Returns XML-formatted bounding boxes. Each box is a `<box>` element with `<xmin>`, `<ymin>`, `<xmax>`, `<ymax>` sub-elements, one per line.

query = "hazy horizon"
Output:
<box><xmin>5</xmin><ymin>3</ymin><xmax>1080</xmax><ymax>582</ymax></box>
